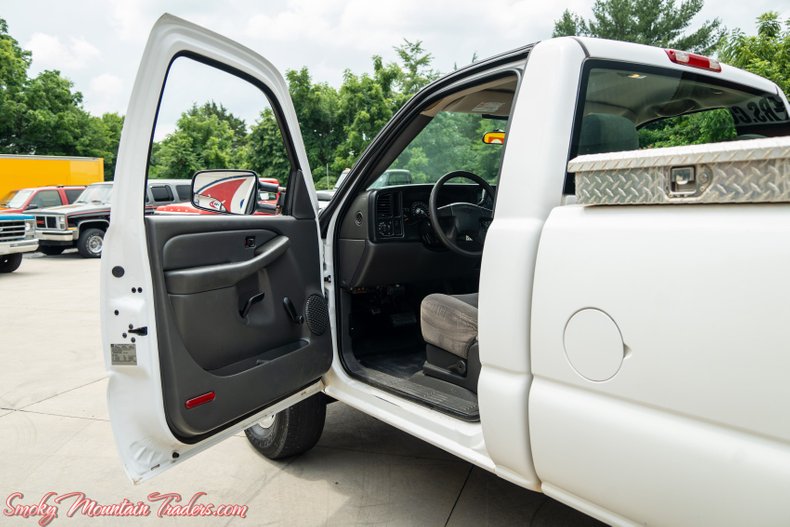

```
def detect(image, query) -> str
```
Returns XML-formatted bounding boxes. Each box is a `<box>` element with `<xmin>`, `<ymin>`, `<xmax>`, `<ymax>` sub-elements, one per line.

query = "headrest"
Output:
<box><xmin>578</xmin><ymin>114</ymin><xmax>639</xmax><ymax>155</ymax></box>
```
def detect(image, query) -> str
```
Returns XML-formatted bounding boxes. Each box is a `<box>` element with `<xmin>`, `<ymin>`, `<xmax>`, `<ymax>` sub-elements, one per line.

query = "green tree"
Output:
<box><xmin>150</xmin><ymin>102</ymin><xmax>248</xmax><ymax>179</ymax></box>
<box><xmin>0</xmin><ymin>18</ymin><xmax>31</xmax><ymax>153</ymax></box>
<box><xmin>18</xmin><ymin>70</ymin><xmax>93</xmax><ymax>156</ymax></box>
<box><xmin>394</xmin><ymin>39</ymin><xmax>439</xmax><ymax>97</ymax></box>
<box><xmin>245</xmin><ymin>108</ymin><xmax>291</xmax><ymax>182</ymax></box>
<box><xmin>553</xmin><ymin>0</ymin><xmax>724</xmax><ymax>54</ymax></box>
<box><xmin>286</xmin><ymin>67</ymin><xmax>342</xmax><ymax>184</ymax></box>
<box><xmin>719</xmin><ymin>12</ymin><xmax>790</xmax><ymax>96</ymax></box>
<box><xmin>77</xmin><ymin>113</ymin><xmax>124</xmax><ymax>180</ymax></box>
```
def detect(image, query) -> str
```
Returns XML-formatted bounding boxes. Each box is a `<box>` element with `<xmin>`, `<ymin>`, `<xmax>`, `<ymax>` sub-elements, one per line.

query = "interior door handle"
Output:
<box><xmin>164</xmin><ymin>235</ymin><xmax>290</xmax><ymax>295</ymax></box>
<box><xmin>240</xmin><ymin>292</ymin><xmax>265</xmax><ymax>318</ymax></box>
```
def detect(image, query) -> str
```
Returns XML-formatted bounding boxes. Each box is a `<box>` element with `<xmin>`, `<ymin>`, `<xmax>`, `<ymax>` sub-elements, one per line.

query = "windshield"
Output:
<box><xmin>0</xmin><ymin>189</ymin><xmax>32</xmax><ymax>208</ymax></box>
<box><xmin>76</xmin><ymin>185</ymin><xmax>113</xmax><ymax>204</ymax></box>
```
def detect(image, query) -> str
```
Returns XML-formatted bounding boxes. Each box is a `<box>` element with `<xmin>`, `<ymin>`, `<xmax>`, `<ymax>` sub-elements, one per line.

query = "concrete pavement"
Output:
<box><xmin>0</xmin><ymin>253</ymin><xmax>602</xmax><ymax>526</ymax></box>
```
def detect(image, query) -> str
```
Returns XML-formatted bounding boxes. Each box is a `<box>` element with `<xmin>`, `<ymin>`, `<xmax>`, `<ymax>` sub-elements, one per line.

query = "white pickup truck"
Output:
<box><xmin>102</xmin><ymin>15</ymin><xmax>790</xmax><ymax>526</ymax></box>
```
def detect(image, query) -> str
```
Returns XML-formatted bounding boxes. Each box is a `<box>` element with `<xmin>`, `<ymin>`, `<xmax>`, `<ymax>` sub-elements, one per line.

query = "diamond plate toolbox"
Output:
<box><xmin>570</xmin><ymin>136</ymin><xmax>790</xmax><ymax>205</ymax></box>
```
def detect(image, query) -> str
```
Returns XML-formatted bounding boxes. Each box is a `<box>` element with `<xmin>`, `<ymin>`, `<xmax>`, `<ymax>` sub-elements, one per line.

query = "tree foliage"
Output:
<box><xmin>0</xmin><ymin>17</ymin><xmax>123</xmax><ymax>179</ymax></box>
<box><xmin>719</xmin><ymin>12</ymin><xmax>790</xmax><ymax>96</ymax></box>
<box><xmin>553</xmin><ymin>0</ymin><xmax>724</xmax><ymax>54</ymax></box>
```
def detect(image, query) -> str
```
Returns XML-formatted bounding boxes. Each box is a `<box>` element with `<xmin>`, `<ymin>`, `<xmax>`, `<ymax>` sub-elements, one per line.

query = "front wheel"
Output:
<box><xmin>77</xmin><ymin>228</ymin><xmax>104</xmax><ymax>258</ymax></box>
<box><xmin>0</xmin><ymin>253</ymin><xmax>22</xmax><ymax>273</ymax></box>
<box><xmin>244</xmin><ymin>394</ymin><xmax>327</xmax><ymax>460</ymax></box>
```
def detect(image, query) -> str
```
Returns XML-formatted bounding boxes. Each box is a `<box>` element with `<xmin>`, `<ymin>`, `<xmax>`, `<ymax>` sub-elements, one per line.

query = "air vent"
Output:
<box><xmin>376</xmin><ymin>193</ymin><xmax>394</xmax><ymax>218</ymax></box>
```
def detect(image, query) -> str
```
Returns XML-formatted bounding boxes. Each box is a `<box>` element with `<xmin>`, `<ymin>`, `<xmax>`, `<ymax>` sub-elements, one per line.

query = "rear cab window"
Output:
<box><xmin>566</xmin><ymin>60</ymin><xmax>790</xmax><ymax>193</ymax></box>
<box><xmin>64</xmin><ymin>188</ymin><xmax>83</xmax><ymax>203</ymax></box>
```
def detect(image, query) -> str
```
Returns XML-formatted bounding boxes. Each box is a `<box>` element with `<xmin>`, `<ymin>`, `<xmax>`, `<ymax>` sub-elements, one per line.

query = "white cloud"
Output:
<box><xmin>26</xmin><ymin>33</ymin><xmax>101</xmax><ymax>71</ymax></box>
<box><xmin>85</xmin><ymin>73</ymin><xmax>125</xmax><ymax>115</ymax></box>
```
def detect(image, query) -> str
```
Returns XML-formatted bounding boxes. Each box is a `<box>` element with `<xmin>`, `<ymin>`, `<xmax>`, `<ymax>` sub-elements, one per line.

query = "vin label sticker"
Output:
<box><xmin>111</xmin><ymin>343</ymin><xmax>137</xmax><ymax>365</ymax></box>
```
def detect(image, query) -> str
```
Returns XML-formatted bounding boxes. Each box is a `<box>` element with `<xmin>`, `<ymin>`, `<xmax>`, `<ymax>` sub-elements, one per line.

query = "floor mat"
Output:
<box><xmin>359</xmin><ymin>347</ymin><xmax>426</xmax><ymax>378</ymax></box>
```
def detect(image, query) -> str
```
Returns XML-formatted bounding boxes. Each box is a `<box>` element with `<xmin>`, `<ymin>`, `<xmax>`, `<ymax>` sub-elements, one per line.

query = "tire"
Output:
<box><xmin>244</xmin><ymin>394</ymin><xmax>327</xmax><ymax>460</ymax></box>
<box><xmin>0</xmin><ymin>253</ymin><xmax>23</xmax><ymax>273</ymax></box>
<box><xmin>39</xmin><ymin>246</ymin><xmax>65</xmax><ymax>256</ymax></box>
<box><xmin>77</xmin><ymin>228</ymin><xmax>104</xmax><ymax>258</ymax></box>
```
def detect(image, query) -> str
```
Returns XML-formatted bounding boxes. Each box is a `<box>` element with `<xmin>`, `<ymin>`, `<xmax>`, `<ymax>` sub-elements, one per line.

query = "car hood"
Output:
<box><xmin>33</xmin><ymin>203</ymin><xmax>110</xmax><ymax>216</ymax></box>
<box><xmin>0</xmin><ymin>207</ymin><xmax>25</xmax><ymax>214</ymax></box>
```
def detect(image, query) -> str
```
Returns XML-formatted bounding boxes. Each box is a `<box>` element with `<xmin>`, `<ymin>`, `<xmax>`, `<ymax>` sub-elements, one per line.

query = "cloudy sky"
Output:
<box><xmin>4</xmin><ymin>0</ymin><xmax>789</xmax><ymax>124</ymax></box>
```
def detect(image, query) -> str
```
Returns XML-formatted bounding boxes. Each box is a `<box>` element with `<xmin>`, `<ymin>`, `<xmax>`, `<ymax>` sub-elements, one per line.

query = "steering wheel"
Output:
<box><xmin>429</xmin><ymin>170</ymin><xmax>495</xmax><ymax>258</ymax></box>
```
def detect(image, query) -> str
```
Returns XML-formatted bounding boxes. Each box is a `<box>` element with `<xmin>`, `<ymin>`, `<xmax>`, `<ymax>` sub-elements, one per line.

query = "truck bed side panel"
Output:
<box><xmin>530</xmin><ymin>203</ymin><xmax>790</xmax><ymax>526</ymax></box>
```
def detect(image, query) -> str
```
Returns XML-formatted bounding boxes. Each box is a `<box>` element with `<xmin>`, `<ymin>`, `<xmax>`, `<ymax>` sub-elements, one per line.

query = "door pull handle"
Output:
<box><xmin>240</xmin><ymin>292</ymin><xmax>265</xmax><ymax>318</ymax></box>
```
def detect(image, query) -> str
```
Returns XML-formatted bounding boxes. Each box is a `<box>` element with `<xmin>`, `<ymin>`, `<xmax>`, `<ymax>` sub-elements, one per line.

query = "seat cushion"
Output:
<box><xmin>420</xmin><ymin>293</ymin><xmax>478</xmax><ymax>359</ymax></box>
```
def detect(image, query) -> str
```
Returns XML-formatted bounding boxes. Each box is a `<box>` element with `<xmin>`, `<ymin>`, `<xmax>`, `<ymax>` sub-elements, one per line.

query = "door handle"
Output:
<box><xmin>164</xmin><ymin>235</ymin><xmax>290</xmax><ymax>295</ymax></box>
<box><xmin>240</xmin><ymin>292</ymin><xmax>265</xmax><ymax>318</ymax></box>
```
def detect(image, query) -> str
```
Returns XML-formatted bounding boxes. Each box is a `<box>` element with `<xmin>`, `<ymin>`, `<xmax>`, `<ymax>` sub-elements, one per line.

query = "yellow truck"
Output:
<box><xmin>0</xmin><ymin>155</ymin><xmax>104</xmax><ymax>199</ymax></box>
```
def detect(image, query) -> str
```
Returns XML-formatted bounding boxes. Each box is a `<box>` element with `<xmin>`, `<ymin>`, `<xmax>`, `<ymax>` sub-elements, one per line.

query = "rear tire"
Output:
<box><xmin>39</xmin><ymin>246</ymin><xmax>65</xmax><ymax>256</ymax></box>
<box><xmin>244</xmin><ymin>394</ymin><xmax>327</xmax><ymax>460</ymax></box>
<box><xmin>0</xmin><ymin>253</ymin><xmax>23</xmax><ymax>273</ymax></box>
<box><xmin>77</xmin><ymin>228</ymin><xmax>104</xmax><ymax>258</ymax></box>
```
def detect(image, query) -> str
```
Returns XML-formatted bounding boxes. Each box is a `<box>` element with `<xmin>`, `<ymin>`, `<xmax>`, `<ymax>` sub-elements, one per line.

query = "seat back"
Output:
<box><xmin>577</xmin><ymin>113</ymin><xmax>639</xmax><ymax>155</ymax></box>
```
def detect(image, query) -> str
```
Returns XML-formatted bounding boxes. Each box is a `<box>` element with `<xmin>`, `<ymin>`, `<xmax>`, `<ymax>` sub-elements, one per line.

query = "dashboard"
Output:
<box><xmin>370</xmin><ymin>184</ymin><xmax>494</xmax><ymax>245</ymax></box>
<box><xmin>336</xmin><ymin>184</ymin><xmax>495</xmax><ymax>289</ymax></box>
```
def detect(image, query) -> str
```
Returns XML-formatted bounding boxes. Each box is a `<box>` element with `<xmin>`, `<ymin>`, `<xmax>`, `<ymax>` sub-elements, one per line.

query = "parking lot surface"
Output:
<box><xmin>0</xmin><ymin>253</ymin><xmax>602</xmax><ymax>526</ymax></box>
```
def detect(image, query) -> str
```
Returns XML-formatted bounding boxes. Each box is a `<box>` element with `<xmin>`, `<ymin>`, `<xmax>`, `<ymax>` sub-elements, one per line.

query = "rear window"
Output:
<box><xmin>65</xmin><ymin>189</ymin><xmax>83</xmax><ymax>203</ymax></box>
<box><xmin>176</xmin><ymin>184</ymin><xmax>191</xmax><ymax>201</ymax></box>
<box><xmin>567</xmin><ymin>60</ymin><xmax>790</xmax><ymax>192</ymax></box>
<box><xmin>150</xmin><ymin>185</ymin><xmax>174</xmax><ymax>203</ymax></box>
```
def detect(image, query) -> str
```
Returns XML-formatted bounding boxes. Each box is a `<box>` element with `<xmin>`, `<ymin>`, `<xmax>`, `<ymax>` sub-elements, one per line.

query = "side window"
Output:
<box><xmin>150</xmin><ymin>185</ymin><xmax>174</xmax><ymax>203</ymax></box>
<box><xmin>175</xmin><ymin>184</ymin><xmax>191</xmax><ymax>201</ymax></box>
<box><xmin>147</xmin><ymin>56</ymin><xmax>290</xmax><ymax>216</ymax></box>
<box><xmin>64</xmin><ymin>189</ymin><xmax>83</xmax><ymax>203</ymax></box>
<box><xmin>29</xmin><ymin>189</ymin><xmax>61</xmax><ymax>208</ymax></box>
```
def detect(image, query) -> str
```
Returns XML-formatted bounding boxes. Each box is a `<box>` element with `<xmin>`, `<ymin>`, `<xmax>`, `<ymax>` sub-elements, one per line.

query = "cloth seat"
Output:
<box><xmin>420</xmin><ymin>293</ymin><xmax>478</xmax><ymax>359</ymax></box>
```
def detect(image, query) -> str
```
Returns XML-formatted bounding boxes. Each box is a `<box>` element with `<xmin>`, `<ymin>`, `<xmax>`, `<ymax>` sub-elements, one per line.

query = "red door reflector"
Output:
<box><xmin>665</xmin><ymin>49</ymin><xmax>721</xmax><ymax>72</ymax></box>
<box><xmin>185</xmin><ymin>391</ymin><xmax>215</xmax><ymax>409</ymax></box>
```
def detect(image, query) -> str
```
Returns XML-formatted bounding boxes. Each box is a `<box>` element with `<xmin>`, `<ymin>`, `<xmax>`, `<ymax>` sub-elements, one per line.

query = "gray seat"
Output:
<box><xmin>578</xmin><ymin>113</ymin><xmax>639</xmax><ymax>155</ymax></box>
<box><xmin>420</xmin><ymin>293</ymin><xmax>478</xmax><ymax>359</ymax></box>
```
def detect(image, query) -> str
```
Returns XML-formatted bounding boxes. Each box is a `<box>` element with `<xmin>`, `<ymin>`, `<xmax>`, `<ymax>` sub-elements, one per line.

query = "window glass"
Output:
<box><xmin>148</xmin><ymin>56</ymin><xmax>290</xmax><ymax>216</ymax></box>
<box><xmin>572</xmin><ymin>63</ymin><xmax>789</xmax><ymax>158</ymax></box>
<box><xmin>150</xmin><ymin>185</ymin><xmax>174</xmax><ymax>203</ymax></box>
<box><xmin>64</xmin><ymin>189</ymin><xmax>83</xmax><ymax>203</ymax></box>
<box><xmin>30</xmin><ymin>189</ymin><xmax>61</xmax><ymax>208</ymax></box>
<box><xmin>176</xmin><ymin>184</ymin><xmax>191</xmax><ymax>201</ymax></box>
<box><xmin>379</xmin><ymin>112</ymin><xmax>507</xmax><ymax>189</ymax></box>
<box><xmin>1</xmin><ymin>189</ymin><xmax>33</xmax><ymax>208</ymax></box>
<box><xmin>75</xmin><ymin>185</ymin><xmax>113</xmax><ymax>204</ymax></box>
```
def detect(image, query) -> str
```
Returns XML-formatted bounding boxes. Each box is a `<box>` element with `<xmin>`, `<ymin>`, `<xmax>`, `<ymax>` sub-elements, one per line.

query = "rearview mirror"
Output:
<box><xmin>192</xmin><ymin>170</ymin><xmax>258</xmax><ymax>215</ymax></box>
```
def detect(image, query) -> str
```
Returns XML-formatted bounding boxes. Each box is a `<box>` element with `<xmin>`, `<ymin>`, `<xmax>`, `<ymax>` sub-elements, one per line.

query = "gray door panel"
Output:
<box><xmin>145</xmin><ymin>214</ymin><xmax>331</xmax><ymax>443</ymax></box>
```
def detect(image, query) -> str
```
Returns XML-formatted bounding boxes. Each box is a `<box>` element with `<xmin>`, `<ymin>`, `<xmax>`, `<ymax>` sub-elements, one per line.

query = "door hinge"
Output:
<box><xmin>128</xmin><ymin>326</ymin><xmax>148</xmax><ymax>336</ymax></box>
<box><xmin>324</xmin><ymin>275</ymin><xmax>332</xmax><ymax>284</ymax></box>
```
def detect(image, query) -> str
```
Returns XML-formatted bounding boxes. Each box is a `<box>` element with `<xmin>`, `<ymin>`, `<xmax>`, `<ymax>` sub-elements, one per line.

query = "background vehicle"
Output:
<box><xmin>0</xmin><ymin>155</ymin><xmax>102</xmax><ymax>199</ymax></box>
<box><xmin>35</xmin><ymin>179</ymin><xmax>189</xmax><ymax>257</ymax></box>
<box><xmin>0</xmin><ymin>214</ymin><xmax>37</xmax><ymax>273</ymax></box>
<box><xmin>103</xmin><ymin>15</ymin><xmax>790</xmax><ymax>527</ymax></box>
<box><xmin>0</xmin><ymin>186</ymin><xmax>86</xmax><ymax>214</ymax></box>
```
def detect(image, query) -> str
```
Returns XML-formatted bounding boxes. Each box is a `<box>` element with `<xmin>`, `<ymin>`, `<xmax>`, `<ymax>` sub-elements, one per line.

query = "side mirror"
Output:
<box><xmin>191</xmin><ymin>170</ymin><xmax>258</xmax><ymax>215</ymax></box>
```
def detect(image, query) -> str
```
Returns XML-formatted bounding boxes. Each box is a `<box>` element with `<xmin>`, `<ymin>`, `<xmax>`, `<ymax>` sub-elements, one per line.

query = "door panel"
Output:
<box><xmin>146</xmin><ymin>215</ymin><xmax>330</xmax><ymax>441</ymax></box>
